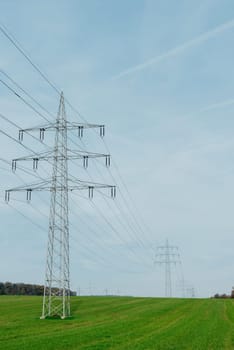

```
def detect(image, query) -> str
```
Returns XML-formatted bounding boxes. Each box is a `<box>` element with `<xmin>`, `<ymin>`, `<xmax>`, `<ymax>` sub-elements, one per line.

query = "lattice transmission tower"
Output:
<box><xmin>5</xmin><ymin>92</ymin><xmax>115</xmax><ymax>319</ymax></box>
<box><xmin>155</xmin><ymin>239</ymin><xmax>181</xmax><ymax>297</ymax></box>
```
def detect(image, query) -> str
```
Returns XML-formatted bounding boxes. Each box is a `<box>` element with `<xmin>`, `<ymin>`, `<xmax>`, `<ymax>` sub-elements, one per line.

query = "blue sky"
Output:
<box><xmin>1</xmin><ymin>0</ymin><xmax>234</xmax><ymax>297</ymax></box>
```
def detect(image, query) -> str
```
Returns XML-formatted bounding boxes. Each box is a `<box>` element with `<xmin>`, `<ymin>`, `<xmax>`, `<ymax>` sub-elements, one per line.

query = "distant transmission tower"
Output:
<box><xmin>5</xmin><ymin>92</ymin><xmax>115</xmax><ymax>319</ymax></box>
<box><xmin>155</xmin><ymin>239</ymin><xmax>181</xmax><ymax>297</ymax></box>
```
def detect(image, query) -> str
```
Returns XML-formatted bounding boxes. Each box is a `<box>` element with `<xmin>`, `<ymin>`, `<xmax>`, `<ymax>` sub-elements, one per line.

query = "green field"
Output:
<box><xmin>1</xmin><ymin>296</ymin><xmax>234</xmax><ymax>349</ymax></box>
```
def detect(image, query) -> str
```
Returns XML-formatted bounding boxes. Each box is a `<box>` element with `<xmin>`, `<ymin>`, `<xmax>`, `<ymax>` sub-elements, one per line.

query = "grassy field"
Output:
<box><xmin>1</xmin><ymin>296</ymin><xmax>234</xmax><ymax>349</ymax></box>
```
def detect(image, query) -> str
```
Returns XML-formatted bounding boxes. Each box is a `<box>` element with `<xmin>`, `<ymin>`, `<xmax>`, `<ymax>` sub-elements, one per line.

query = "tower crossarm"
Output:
<box><xmin>11</xmin><ymin>150</ymin><xmax>111</xmax><ymax>171</ymax></box>
<box><xmin>5</xmin><ymin>180</ymin><xmax>51</xmax><ymax>201</ymax></box>
<box><xmin>5</xmin><ymin>179</ymin><xmax>116</xmax><ymax>201</ymax></box>
<box><xmin>18</xmin><ymin>121</ymin><xmax>105</xmax><ymax>141</ymax></box>
<box><xmin>157</xmin><ymin>245</ymin><xmax>178</xmax><ymax>250</ymax></box>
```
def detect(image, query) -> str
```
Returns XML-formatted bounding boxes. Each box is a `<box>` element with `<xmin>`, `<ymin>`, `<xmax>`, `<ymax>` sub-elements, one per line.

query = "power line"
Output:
<box><xmin>0</xmin><ymin>24</ymin><xmax>61</xmax><ymax>95</ymax></box>
<box><xmin>71</xmin><ymin>195</ymin><xmax>152</xmax><ymax>268</ymax></box>
<box><xmin>67</xmin><ymin>136</ymin><xmax>154</xmax><ymax>257</ymax></box>
<box><xmin>68</xmin><ymin>196</ymin><xmax>149</xmax><ymax>269</ymax></box>
<box><xmin>71</xmin><ymin>191</ymin><xmax>152</xmax><ymax>268</ymax></box>
<box><xmin>0</xmin><ymin>75</ymin><xmax>153</xmax><ymax>265</ymax></box>
<box><xmin>0</xmin><ymin>113</ymin><xmax>153</xmax><ymax>270</ymax></box>
<box><xmin>70</xmin><ymin>152</ymin><xmax>153</xmax><ymax>261</ymax></box>
<box><xmin>0</xmin><ymin>24</ymin><xmax>154</xmax><ymax>254</ymax></box>
<box><xmin>0</xmin><ymin>69</ymin><xmax>56</xmax><ymax>120</ymax></box>
<box><xmin>0</xmin><ymin>78</ymin><xmax>52</xmax><ymax>122</ymax></box>
<box><xmin>0</xmin><ymin>127</ymin><xmax>150</xmax><ymax>275</ymax></box>
<box><xmin>0</xmin><ymin>23</ymin><xmax>156</xmax><ymax>287</ymax></box>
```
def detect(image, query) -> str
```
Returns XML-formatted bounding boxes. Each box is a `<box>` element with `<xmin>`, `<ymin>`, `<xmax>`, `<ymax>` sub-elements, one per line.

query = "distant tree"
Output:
<box><xmin>0</xmin><ymin>282</ymin><xmax>4</xmax><ymax>295</ymax></box>
<box><xmin>221</xmin><ymin>294</ymin><xmax>228</xmax><ymax>299</ymax></box>
<box><xmin>213</xmin><ymin>293</ymin><xmax>231</xmax><ymax>299</ymax></box>
<box><xmin>5</xmin><ymin>282</ymin><xmax>12</xmax><ymax>295</ymax></box>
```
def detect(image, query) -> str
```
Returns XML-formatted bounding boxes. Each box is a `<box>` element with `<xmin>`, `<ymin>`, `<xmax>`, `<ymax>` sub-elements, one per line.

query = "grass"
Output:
<box><xmin>1</xmin><ymin>296</ymin><xmax>234</xmax><ymax>349</ymax></box>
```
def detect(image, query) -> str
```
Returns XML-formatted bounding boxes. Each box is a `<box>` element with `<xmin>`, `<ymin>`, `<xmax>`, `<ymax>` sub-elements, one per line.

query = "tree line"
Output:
<box><xmin>0</xmin><ymin>282</ymin><xmax>76</xmax><ymax>296</ymax></box>
<box><xmin>213</xmin><ymin>288</ymin><xmax>234</xmax><ymax>299</ymax></box>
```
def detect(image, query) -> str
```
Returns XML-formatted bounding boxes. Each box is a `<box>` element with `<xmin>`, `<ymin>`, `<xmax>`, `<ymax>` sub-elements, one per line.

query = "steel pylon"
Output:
<box><xmin>5</xmin><ymin>91</ymin><xmax>116</xmax><ymax>319</ymax></box>
<box><xmin>155</xmin><ymin>239</ymin><xmax>181</xmax><ymax>297</ymax></box>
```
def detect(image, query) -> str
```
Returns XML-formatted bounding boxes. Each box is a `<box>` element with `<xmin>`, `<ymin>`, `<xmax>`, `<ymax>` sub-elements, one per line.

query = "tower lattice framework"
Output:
<box><xmin>42</xmin><ymin>93</ymin><xmax>70</xmax><ymax>318</ymax></box>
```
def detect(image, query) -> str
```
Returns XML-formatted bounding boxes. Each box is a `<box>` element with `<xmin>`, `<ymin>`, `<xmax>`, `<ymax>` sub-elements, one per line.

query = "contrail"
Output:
<box><xmin>113</xmin><ymin>19</ymin><xmax>234</xmax><ymax>80</ymax></box>
<box><xmin>179</xmin><ymin>97</ymin><xmax>234</xmax><ymax>122</ymax></box>
<box><xmin>200</xmin><ymin>98</ymin><xmax>234</xmax><ymax>112</ymax></box>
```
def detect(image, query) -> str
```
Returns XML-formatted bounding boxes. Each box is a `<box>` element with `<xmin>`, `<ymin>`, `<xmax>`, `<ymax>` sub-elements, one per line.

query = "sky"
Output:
<box><xmin>1</xmin><ymin>0</ymin><xmax>234</xmax><ymax>298</ymax></box>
